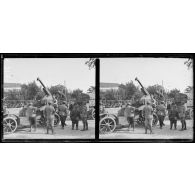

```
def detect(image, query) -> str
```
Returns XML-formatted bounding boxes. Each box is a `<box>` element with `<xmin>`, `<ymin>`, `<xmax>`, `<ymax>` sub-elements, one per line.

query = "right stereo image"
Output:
<box><xmin>99</xmin><ymin>57</ymin><xmax>193</xmax><ymax>141</ymax></box>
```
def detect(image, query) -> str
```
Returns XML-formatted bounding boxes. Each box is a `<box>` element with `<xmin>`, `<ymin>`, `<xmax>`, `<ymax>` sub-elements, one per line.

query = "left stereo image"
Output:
<box><xmin>2</xmin><ymin>56</ymin><xmax>96</xmax><ymax>141</ymax></box>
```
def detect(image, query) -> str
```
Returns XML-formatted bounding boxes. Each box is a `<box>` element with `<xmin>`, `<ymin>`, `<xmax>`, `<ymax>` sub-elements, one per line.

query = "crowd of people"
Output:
<box><xmin>25</xmin><ymin>100</ymin><xmax>90</xmax><ymax>134</ymax></box>
<box><xmin>123</xmin><ymin>101</ymin><xmax>188</xmax><ymax>134</ymax></box>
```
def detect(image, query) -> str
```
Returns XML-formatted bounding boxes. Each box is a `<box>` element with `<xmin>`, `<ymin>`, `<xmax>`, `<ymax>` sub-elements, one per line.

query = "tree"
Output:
<box><xmin>71</xmin><ymin>89</ymin><xmax>90</xmax><ymax>103</ymax></box>
<box><xmin>87</xmin><ymin>86</ymin><xmax>95</xmax><ymax>93</ymax></box>
<box><xmin>184</xmin><ymin>58</ymin><xmax>193</xmax><ymax>69</ymax></box>
<box><xmin>85</xmin><ymin>58</ymin><xmax>96</xmax><ymax>69</ymax></box>
<box><xmin>167</xmin><ymin>88</ymin><xmax>180</xmax><ymax>99</ymax></box>
<box><xmin>123</xmin><ymin>81</ymin><xmax>137</xmax><ymax>99</ymax></box>
<box><xmin>21</xmin><ymin>81</ymin><xmax>41</xmax><ymax>100</ymax></box>
<box><xmin>49</xmin><ymin>85</ymin><xmax>65</xmax><ymax>96</ymax></box>
<box><xmin>185</xmin><ymin>86</ymin><xmax>193</xmax><ymax>93</ymax></box>
<box><xmin>103</xmin><ymin>90</ymin><xmax>116</xmax><ymax>100</ymax></box>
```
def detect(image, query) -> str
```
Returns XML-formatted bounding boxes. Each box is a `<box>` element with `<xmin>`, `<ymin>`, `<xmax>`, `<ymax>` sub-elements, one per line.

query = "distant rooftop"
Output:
<box><xmin>100</xmin><ymin>82</ymin><xmax>120</xmax><ymax>88</ymax></box>
<box><xmin>4</xmin><ymin>83</ymin><xmax>22</xmax><ymax>88</ymax></box>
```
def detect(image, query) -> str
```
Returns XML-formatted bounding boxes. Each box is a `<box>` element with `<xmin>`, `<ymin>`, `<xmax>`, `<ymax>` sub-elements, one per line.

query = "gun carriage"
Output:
<box><xmin>99</xmin><ymin>77</ymin><xmax>158</xmax><ymax>134</ymax></box>
<box><xmin>36</xmin><ymin>77</ymin><xmax>60</xmax><ymax>127</ymax></box>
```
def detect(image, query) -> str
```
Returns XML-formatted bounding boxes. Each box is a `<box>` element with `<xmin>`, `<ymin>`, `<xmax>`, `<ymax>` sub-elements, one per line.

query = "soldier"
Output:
<box><xmin>80</xmin><ymin>102</ymin><xmax>88</xmax><ymax>131</ymax></box>
<box><xmin>70</xmin><ymin>103</ymin><xmax>80</xmax><ymax>130</ymax></box>
<box><xmin>58</xmin><ymin>101</ymin><xmax>68</xmax><ymax>129</ymax></box>
<box><xmin>143</xmin><ymin>101</ymin><xmax>153</xmax><ymax>134</ymax></box>
<box><xmin>178</xmin><ymin>104</ymin><xmax>187</xmax><ymax>130</ymax></box>
<box><xmin>44</xmin><ymin>101</ymin><xmax>55</xmax><ymax>134</ymax></box>
<box><xmin>124</xmin><ymin>103</ymin><xmax>136</xmax><ymax>131</ymax></box>
<box><xmin>26</xmin><ymin>102</ymin><xmax>37</xmax><ymax>132</ymax></box>
<box><xmin>156</xmin><ymin>101</ymin><xmax>166</xmax><ymax>129</ymax></box>
<box><xmin>169</xmin><ymin>104</ymin><xmax>179</xmax><ymax>130</ymax></box>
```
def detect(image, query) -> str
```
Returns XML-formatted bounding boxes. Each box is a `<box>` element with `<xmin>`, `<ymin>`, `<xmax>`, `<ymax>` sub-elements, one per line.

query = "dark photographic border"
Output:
<box><xmin>0</xmin><ymin>53</ymin><xmax>194</xmax><ymax>143</ymax></box>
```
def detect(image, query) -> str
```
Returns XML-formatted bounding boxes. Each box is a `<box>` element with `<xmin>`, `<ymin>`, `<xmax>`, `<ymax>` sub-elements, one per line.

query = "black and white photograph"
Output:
<box><xmin>99</xmin><ymin>57</ymin><xmax>193</xmax><ymax>140</ymax></box>
<box><xmin>2</xmin><ymin>57</ymin><xmax>95</xmax><ymax>140</ymax></box>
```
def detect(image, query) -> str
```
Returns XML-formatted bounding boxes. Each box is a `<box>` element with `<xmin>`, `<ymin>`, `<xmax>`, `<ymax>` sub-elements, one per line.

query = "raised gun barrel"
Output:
<box><xmin>37</xmin><ymin>77</ymin><xmax>51</xmax><ymax>96</ymax></box>
<box><xmin>135</xmin><ymin>77</ymin><xmax>150</xmax><ymax>96</ymax></box>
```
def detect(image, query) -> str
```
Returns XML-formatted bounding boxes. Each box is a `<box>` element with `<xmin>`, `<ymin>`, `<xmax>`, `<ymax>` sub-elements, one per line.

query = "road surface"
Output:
<box><xmin>99</xmin><ymin>119</ymin><xmax>193</xmax><ymax>140</ymax></box>
<box><xmin>3</xmin><ymin>120</ymin><xmax>95</xmax><ymax>139</ymax></box>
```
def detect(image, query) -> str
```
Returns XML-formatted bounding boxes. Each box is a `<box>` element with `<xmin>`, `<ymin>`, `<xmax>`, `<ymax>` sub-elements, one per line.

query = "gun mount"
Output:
<box><xmin>37</xmin><ymin>77</ymin><xmax>53</xmax><ymax>104</ymax></box>
<box><xmin>135</xmin><ymin>77</ymin><xmax>150</xmax><ymax>96</ymax></box>
<box><xmin>37</xmin><ymin>77</ymin><xmax>52</xmax><ymax>97</ymax></box>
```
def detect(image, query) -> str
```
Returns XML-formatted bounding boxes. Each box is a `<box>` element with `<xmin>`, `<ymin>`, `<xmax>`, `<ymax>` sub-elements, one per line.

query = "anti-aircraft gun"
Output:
<box><xmin>37</xmin><ymin>77</ymin><xmax>53</xmax><ymax>104</ymax></box>
<box><xmin>135</xmin><ymin>77</ymin><xmax>154</xmax><ymax>105</ymax></box>
<box><xmin>134</xmin><ymin>77</ymin><xmax>158</xmax><ymax>126</ymax></box>
<box><xmin>36</xmin><ymin>77</ymin><xmax>60</xmax><ymax>127</ymax></box>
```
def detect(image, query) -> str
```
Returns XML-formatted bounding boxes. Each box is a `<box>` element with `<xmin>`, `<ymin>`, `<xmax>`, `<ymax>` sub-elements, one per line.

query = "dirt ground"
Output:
<box><xmin>3</xmin><ymin>120</ymin><xmax>95</xmax><ymax>140</ymax></box>
<box><xmin>99</xmin><ymin>119</ymin><xmax>194</xmax><ymax>140</ymax></box>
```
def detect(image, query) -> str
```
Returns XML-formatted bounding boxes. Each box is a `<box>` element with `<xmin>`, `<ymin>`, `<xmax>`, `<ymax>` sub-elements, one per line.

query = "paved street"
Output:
<box><xmin>3</xmin><ymin>120</ymin><xmax>95</xmax><ymax>139</ymax></box>
<box><xmin>99</xmin><ymin>119</ymin><xmax>193</xmax><ymax>139</ymax></box>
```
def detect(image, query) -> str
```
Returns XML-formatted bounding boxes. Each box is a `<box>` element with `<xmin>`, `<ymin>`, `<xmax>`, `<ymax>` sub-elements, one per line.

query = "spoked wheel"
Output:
<box><xmin>99</xmin><ymin>117</ymin><xmax>116</xmax><ymax>134</ymax></box>
<box><xmin>190</xmin><ymin>109</ymin><xmax>193</xmax><ymax>119</ymax></box>
<box><xmin>152</xmin><ymin>114</ymin><xmax>158</xmax><ymax>127</ymax></box>
<box><xmin>3</xmin><ymin>117</ymin><xmax>18</xmax><ymax>134</ymax></box>
<box><xmin>91</xmin><ymin>109</ymin><xmax>95</xmax><ymax>120</ymax></box>
<box><xmin>54</xmin><ymin>113</ymin><xmax>60</xmax><ymax>127</ymax></box>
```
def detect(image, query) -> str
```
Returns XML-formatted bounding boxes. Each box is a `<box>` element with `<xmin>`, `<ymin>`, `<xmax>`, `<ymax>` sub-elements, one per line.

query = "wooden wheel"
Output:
<box><xmin>91</xmin><ymin>109</ymin><xmax>95</xmax><ymax>120</ymax></box>
<box><xmin>99</xmin><ymin>116</ymin><xmax>116</xmax><ymax>133</ymax></box>
<box><xmin>3</xmin><ymin>117</ymin><xmax>17</xmax><ymax>134</ymax></box>
<box><xmin>54</xmin><ymin>113</ymin><xmax>60</xmax><ymax>127</ymax></box>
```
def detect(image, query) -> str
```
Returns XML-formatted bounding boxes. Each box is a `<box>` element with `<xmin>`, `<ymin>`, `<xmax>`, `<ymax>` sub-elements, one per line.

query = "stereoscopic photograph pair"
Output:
<box><xmin>1</xmin><ymin>54</ymin><xmax>194</xmax><ymax>143</ymax></box>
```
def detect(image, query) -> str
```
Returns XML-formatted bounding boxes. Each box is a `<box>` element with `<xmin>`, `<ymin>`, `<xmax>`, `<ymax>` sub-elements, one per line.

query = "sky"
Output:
<box><xmin>100</xmin><ymin>58</ymin><xmax>193</xmax><ymax>93</ymax></box>
<box><xmin>4</xmin><ymin>58</ymin><xmax>95</xmax><ymax>93</ymax></box>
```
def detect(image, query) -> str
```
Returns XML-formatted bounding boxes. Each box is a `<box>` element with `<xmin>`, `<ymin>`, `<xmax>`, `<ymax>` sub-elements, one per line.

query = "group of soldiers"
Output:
<box><xmin>26</xmin><ymin>100</ymin><xmax>89</xmax><ymax>134</ymax></box>
<box><xmin>124</xmin><ymin>101</ymin><xmax>188</xmax><ymax>134</ymax></box>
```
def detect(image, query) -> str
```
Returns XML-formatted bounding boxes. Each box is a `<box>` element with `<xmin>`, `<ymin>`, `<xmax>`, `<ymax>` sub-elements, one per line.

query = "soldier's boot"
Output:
<box><xmin>86</xmin><ymin>122</ymin><xmax>88</xmax><ymax>130</ymax></box>
<box><xmin>76</xmin><ymin>123</ymin><xmax>79</xmax><ymax>130</ymax></box>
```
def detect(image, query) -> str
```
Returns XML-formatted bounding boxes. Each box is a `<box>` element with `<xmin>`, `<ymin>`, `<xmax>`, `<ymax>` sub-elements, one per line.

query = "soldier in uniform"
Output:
<box><xmin>143</xmin><ymin>101</ymin><xmax>153</xmax><ymax>134</ymax></box>
<box><xmin>178</xmin><ymin>104</ymin><xmax>187</xmax><ymax>130</ymax></box>
<box><xmin>58</xmin><ymin>101</ymin><xmax>68</xmax><ymax>129</ymax></box>
<box><xmin>156</xmin><ymin>101</ymin><xmax>166</xmax><ymax>129</ymax></box>
<box><xmin>124</xmin><ymin>103</ymin><xmax>136</xmax><ymax>131</ymax></box>
<box><xmin>44</xmin><ymin>101</ymin><xmax>55</xmax><ymax>134</ymax></box>
<box><xmin>168</xmin><ymin>103</ymin><xmax>179</xmax><ymax>130</ymax></box>
<box><xmin>70</xmin><ymin>103</ymin><xmax>80</xmax><ymax>130</ymax></box>
<box><xmin>80</xmin><ymin>102</ymin><xmax>88</xmax><ymax>131</ymax></box>
<box><xmin>26</xmin><ymin>102</ymin><xmax>37</xmax><ymax>132</ymax></box>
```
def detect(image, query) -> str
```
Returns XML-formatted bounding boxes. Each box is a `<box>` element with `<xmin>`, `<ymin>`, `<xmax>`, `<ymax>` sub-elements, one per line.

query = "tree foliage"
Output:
<box><xmin>167</xmin><ymin>88</ymin><xmax>180</xmax><ymax>99</ymax></box>
<box><xmin>85</xmin><ymin>58</ymin><xmax>96</xmax><ymax>69</ymax></box>
<box><xmin>184</xmin><ymin>58</ymin><xmax>193</xmax><ymax>69</ymax></box>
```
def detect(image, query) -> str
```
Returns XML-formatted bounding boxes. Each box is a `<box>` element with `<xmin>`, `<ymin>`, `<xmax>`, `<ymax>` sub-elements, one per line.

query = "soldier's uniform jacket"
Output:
<box><xmin>169</xmin><ymin>109</ymin><xmax>179</xmax><ymax>120</ymax></box>
<box><xmin>70</xmin><ymin>104</ymin><xmax>80</xmax><ymax>121</ymax></box>
<box><xmin>124</xmin><ymin>106</ymin><xmax>135</xmax><ymax>118</ymax></box>
<box><xmin>80</xmin><ymin>105</ymin><xmax>88</xmax><ymax>120</ymax></box>
<box><xmin>178</xmin><ymin>105</ymin><xmax>186</xmax><ymax>118</ymax></box>
<box><xmin>156</xmin><ymin>104</ymin><xmax>166</xmax><ymax>116</ymax></box>
<box><xmin>44</xmin><ymin>105</ymin><xmax>55</xmax><ymax>119</ymax></box>
<box><xmin>58</xmin><ymin>104</ymin><xmax>68</xmax><ymax>116</ymax></box>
